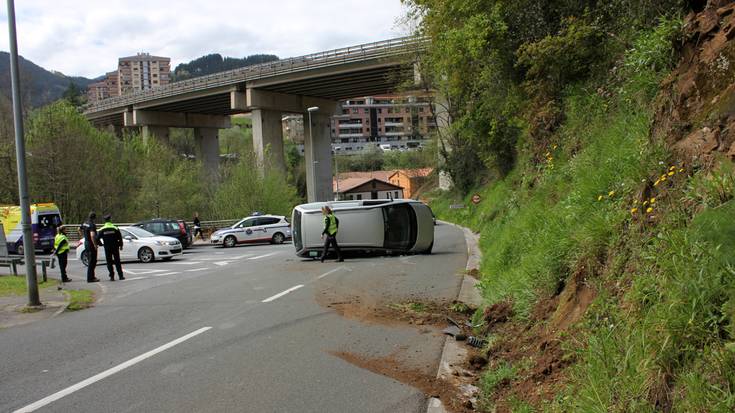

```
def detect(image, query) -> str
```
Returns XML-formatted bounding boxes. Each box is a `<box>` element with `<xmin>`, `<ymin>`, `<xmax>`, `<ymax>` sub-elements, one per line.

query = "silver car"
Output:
<box><xmin>210</xmin><ymin>215</ymin><xmax>292</xmax><ymax>248</ymax></box>
<box><xmin>291</xmin><ymin>199</ymin><xmax>434</xmax><ymax>258</ymax></box>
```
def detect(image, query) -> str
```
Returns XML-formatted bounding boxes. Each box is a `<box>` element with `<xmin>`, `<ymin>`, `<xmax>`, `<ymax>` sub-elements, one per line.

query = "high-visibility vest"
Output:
<box><xmin>100</xmin><ymin>222</ymin><xmax>118</xmax><ymax>231</ymax></box>
<box><xmin>325</xmin><ymin>214</ymin><xmax>338</xmax><ymax>236</ymax></box>
<box><xmin>54</xmin><ymin>233</ymin><xmax>70</xmax><ymax>254</ymax></box>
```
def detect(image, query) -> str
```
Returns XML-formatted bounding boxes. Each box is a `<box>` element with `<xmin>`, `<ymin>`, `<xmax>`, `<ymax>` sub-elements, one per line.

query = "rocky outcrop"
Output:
<box><xmin>653</xmin><ymin>0</ymin><xmax>735</xmax><ymax>164</ymax></box>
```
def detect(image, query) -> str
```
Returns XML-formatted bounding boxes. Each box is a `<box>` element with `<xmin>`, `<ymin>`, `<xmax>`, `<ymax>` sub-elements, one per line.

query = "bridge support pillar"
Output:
<box><xmin>251</xmin><ymin>109</ymin><xmax>286</xmax><ymax>173</ymax></box>
<box><xmin>304</xmin><ymin>112</ymin><xmax>333</xmax><ymax>202</ymax></box>
<box><xmin>194</xmin><ymin>128</ymin><xmax>220</xmax><ymax>178</ymax></box>
<box><xmin>142</xmin><ymin>125</ymin><xmax>170</xmax><ymax>144</ymax></box>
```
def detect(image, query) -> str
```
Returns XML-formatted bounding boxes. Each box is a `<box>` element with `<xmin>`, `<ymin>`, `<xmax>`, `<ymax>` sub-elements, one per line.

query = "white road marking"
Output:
<box><xmin>13</xmin><ymin>327</ymin><xmax>212</xmax><ymax>413</ymax></box>
<box><xmin>228</xmin><ymin>254</ymin><xmax>251</xmax><ymax>260</ymax></box>
<box><xmin>170</xmin><ymin>261</ymin><xmax>202</xmax><ymax>265</ymax></box>
<box><xmin>317</xmin><ymin>267</ymin><xmax>345</xmax><ymax>279</ymax></box>
<box><xmin>124</xmin><ymin>276</ymin><xmax>148</xmax><ymax>281</ymax></box>
<box><xmin>151</xmin><ymin>272</ymin><xmax>179</xmax><ymax>277</ymax></box>
<box><xmin>248</xmin><ymin>252</ymin><xmax>277</xmax><ymax>260</ymax></box>
<box><xmin>124</xmin><ymin>269</ymin><xmax>166</xmax><ymax>275</ymax></box>
<box><xmin>262</xmin><ymin>284</ymin><xmax>304</xmax><ymax>303</ymax></box>
<box><xmin>185</xmin><ymin>268</ymin><xmax>209</xmax><ymax>272</ymax></box>
<box><xmin>214</xmin><ymin>261</ymin><xmax>230</xmax><ymax>266</ymax></box>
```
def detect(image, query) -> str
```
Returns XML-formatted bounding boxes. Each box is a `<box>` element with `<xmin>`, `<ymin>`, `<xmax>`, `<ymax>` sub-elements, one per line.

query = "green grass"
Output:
<box><xmin>0</xmin><ymin>276</ymin><xmax>57</xmax><ymax>297</ymax></box>
<box><xmin>65</xmin><ymin>289</ymin><xmax>94</xmax><ymax>311</ymax></box>
<box><xmin>430</xmin><ymin>56</ymin><xmax>735</xmax><ymax>412</ymax></box>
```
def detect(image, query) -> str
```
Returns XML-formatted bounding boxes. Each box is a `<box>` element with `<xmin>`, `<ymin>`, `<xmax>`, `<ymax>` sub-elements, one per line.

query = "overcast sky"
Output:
<box><xmin>0</xmin><ymin>0</ymin><xmax>410</xmax><ymax>78</ymax></box>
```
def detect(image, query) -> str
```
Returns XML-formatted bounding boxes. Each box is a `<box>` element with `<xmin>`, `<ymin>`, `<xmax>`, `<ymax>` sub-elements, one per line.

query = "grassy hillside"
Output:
<box><xmin>417</xmin><ymin>2</ymin><xmax>735</xmax><ymax>411</ymax></box>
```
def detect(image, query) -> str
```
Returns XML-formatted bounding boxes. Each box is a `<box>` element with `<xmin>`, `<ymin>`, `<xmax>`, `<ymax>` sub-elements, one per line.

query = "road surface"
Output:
<box><xmin>0</xmin><ymin>223</ymin><xmax>467</xmax><ymax>412</ymax></box>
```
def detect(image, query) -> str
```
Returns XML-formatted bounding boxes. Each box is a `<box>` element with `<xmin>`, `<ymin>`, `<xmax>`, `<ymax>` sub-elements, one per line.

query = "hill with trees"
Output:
<box><xmin>171</xmin><ymin>53</ymin><xmax>279</xmax><ymax>82</ymax></box>
<box><xmin>0</xmin><ymin>51</ymin><xmax>97</xmax><ymax>107</ymax></box>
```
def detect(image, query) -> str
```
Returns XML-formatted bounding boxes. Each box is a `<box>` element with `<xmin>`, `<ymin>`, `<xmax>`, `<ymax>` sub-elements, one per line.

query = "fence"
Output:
<box><xmin>63</xmin><ymin>219</ymin><xmax>240</xmax><ymax>243</ymax></box>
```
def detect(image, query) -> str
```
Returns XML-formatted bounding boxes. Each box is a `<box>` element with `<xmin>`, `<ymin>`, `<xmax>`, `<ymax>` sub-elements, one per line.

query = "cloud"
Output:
<box><xmin>0</xmin><ymin>0</ymin><xmax>408</xmax><ymax>78</ymax></box>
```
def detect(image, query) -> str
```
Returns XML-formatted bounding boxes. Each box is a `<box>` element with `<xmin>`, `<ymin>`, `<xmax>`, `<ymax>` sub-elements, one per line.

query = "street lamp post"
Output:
<box><xmin>6</xmin><ymin>0</ymin><xmax>41</xmax><ymax>307</ymax></box>
<box><xmin>307</xmin><ymin>106</ymin><xmax>319</xmax><ymax>201</ymax></box>
<box><xmin>334</xmin><ymin>146</ymin><xmax>341</xmax><ymax>200</ymax></box>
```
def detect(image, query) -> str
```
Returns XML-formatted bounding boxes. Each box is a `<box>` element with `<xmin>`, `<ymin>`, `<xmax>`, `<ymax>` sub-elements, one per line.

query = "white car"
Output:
<box><xmin>76</xmin><ymin>226</ymin><xmax>183</xmax><ymax>266</ymax></box>
<box><xmin>210</xmin><ymin>215</ymin><xmax>291</xmax><ymax>247</ymax></box>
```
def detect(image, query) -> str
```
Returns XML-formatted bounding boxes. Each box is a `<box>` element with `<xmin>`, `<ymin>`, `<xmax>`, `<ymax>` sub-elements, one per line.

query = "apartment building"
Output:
<box><xmin>330</xmin><ymin>94</ymin><xmax>436</xmax><ymax>154</ymax></box>
<box><xmin>118</xmin><ymin>53</ymin><xmax>171</xmax><ymax>95</ymax></box>
<box><xmin>88</xmin><ymin>54</ymin><xmax>170</xmax><ymax>102</ymax></box>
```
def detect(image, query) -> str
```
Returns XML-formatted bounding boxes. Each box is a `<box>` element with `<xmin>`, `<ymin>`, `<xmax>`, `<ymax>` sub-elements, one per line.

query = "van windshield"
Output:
<box><xmin>38</xmin><ymin>214</ymin><xmax>62</xmax><ymax>230</ymax></box>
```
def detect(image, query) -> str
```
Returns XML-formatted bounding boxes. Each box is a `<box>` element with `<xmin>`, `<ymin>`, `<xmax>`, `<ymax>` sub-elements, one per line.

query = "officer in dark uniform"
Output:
<box><xmin>81</xmin><ymin>211</ymin><xmax>100</xmax><ymax>283</ymax></box>
<box><xmin>98</xmin><ymin>214</ymin><xmax>125</xmax><ymax>281</ymax></box>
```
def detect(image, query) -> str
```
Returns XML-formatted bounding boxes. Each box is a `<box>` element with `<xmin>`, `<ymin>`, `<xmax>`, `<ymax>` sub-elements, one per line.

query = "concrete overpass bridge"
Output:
<box><xmin>84</xmin><ymin>36</ymin><xmax>427</xmax><ymax>202</ymax></box>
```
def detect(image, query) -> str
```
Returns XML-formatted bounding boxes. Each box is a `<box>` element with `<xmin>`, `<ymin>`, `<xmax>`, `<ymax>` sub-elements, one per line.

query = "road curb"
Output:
<box><xmin>428</xmin><ymin>221</ymin><xmax>483</xmax><ymax>413</ymax></box>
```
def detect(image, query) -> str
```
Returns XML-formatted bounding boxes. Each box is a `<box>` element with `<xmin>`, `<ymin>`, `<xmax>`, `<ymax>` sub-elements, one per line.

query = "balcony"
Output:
<box><xmin>338</xmin><ymin>123</ymin><xmax>363</xmax><ymax>129</ymax></box>
<box><xmin>337</xmin><ymin>133</ymin><xmax>365</xmax><ymax>138</ymax></box>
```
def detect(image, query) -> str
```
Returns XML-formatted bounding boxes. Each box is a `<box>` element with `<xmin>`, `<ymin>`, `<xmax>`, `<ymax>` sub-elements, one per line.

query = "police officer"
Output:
<box><xmin>51</xmin><ymin>225</ymin><xmax>71</xmax><ymax>283</ymax></box>
<box><xmin>321</xmin><ymin>206</ymin><xmax>343</xmax><ymax>263</ymax></box>
<box><xmin>98</xmin><ymin>214</ymin><xmax>125</xmax><ymax>281</ymax></box>
<box><xmin>81</xmin><ymin>211</ymin><xmax>100</xmax><ymax>283</ymax></box>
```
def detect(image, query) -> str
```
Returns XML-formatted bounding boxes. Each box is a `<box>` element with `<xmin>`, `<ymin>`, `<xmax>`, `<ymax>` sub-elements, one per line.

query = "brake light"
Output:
<box><xmin>178</xmin><ymin>221</ymin><xmax>186</xmax><ymax>235</ymax></box>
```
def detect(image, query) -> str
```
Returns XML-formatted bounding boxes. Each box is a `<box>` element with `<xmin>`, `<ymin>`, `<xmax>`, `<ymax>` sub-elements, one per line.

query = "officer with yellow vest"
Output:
<box><xmin>320</xmin><ymin>206</ymin><xmax>343</xmax><ymax>263</ymax></box>
<box><xmin>51</xmin><ymin>225</ymin><xmax>71</xmax><ymax>282</ymax></box>
<box><xmin>98</xmin><ymin>214</ymin><xmax>125</xmax><ymax>281</ymax></box>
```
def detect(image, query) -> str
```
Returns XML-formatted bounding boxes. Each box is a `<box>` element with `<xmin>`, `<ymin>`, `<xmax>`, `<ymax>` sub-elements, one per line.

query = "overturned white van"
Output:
<box><xmin>291</xmin><ymin>199</ymin><xmax>434</xmax><ymax>258</ymax></box>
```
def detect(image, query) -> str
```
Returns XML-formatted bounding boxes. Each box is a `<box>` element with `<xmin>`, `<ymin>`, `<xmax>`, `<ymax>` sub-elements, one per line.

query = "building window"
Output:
<box><xmin>395</xmin><ymin>191</ymin><xmax>399</xmax><ymax>198</ymax></box>
<box><xmin>357</xmin><ymin>194</ymin><xmax>362</xmax><ymax>200</ymax></box>
<box><xmin>364</xmin><ymin>108</ymin><xmax>369</xmax><ymax>114</ymax></box>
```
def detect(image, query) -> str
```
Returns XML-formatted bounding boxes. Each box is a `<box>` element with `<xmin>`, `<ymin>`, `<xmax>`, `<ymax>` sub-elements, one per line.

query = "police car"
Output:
<box><xmin>210</xmin><ymin>215</ymin><xmax>291</xmax><ymax>247</ymax></box>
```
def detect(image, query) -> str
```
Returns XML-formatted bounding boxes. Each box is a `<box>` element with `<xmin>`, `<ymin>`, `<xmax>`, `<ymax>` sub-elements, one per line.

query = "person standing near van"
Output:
<box><xmin>51</xmin><ymin>225</ymin><xmax>71</xmax><ymax>283</ymax></box>
<box><xmin>98</xmin><ymin>214</ymin><xmax>125</xmax><ymax>281</ymax></box>
<box><xmin>81</xmin><ymin>211</ymin><xmax>100</xmax><ymax>283</ymax></box>
<box><xmin>321</xmin><ymin>206</ymin><xmax>343</xmax><ymax>263</ymax></box>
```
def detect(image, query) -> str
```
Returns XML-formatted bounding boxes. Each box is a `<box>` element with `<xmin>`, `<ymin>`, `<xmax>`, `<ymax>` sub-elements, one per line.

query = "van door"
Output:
<box><xmin>382</xmin><ymin>204</ymin><xmax>417</xmax><ymax>250</ymax></box>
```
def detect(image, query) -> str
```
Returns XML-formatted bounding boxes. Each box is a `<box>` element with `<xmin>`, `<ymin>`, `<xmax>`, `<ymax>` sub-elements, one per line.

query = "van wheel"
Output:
<box><xmin>138</xmin><ymin>247</ymin><xmax>155</xmax><ymax>263</ymax></box>
<box><xmin>17</xmin><ymin>244</ymin><xmax>23</xmax><ymax>256</ymax></box>
<box><xmin>271</xmin><ymin>232</ymin><xmax>285</xmax><ymax>244</ymax></box>
<box><xmin>81</xmin><ymin>250</ymin><xmax>89</xmax><ymax>267</ymax></box>
<box><xmin>224</xmin><ymin>236</ymin><xmax>237</xmax><ymax>248</ymax></box>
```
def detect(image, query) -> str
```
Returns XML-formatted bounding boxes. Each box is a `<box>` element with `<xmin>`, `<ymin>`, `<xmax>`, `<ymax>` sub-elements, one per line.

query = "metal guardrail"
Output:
<box><xmin>63</xmin><ymin>219</ymin><xmax>240</xmax><ymax>243</ymax></box>
<box><xmin>84</xmin><ymin>36</ymin><xmax>429</xmax><ymax>114</ymax></box>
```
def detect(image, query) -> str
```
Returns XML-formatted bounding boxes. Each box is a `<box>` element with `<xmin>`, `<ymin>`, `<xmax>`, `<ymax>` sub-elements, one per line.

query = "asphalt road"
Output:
<box><xmin>0</xmin><ymin>223</ymin><xmax>467</xmax><ymax>413</ymax></box>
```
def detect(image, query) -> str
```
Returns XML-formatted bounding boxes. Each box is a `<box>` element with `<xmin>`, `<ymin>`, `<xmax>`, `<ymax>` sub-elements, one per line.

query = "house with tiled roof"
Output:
<box><xmin>388</xmin><ymin>168</ymin><xmax>433</xmax><ymax>199</ymax></box>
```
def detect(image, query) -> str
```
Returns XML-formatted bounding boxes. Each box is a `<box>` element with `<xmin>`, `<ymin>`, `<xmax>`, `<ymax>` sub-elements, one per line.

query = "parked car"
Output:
<box><xmin>76</xmin><ymin>226</ymin><xmax>182</xmax><ymax>265</ymax></box>
<box><xmin>210</xmin><ymin>215</ymin><xmax>291</xmax><ymax>248</ymax></box>
<box><xmin>133</xmin><ymin>218</ymin><xmax>191</xmax><ymax>248</ymax></box>
<box><xmin>291</xmin><ymin>199</ymin><xmax>434</xmax><ymax>258</ymax></box>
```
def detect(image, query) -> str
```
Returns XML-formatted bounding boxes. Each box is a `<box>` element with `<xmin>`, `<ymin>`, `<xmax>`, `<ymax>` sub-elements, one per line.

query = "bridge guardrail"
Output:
<box><xmin>84</xmin><ymin>36</ymin><xmax>429</xmax><ymax>114</ymax></box>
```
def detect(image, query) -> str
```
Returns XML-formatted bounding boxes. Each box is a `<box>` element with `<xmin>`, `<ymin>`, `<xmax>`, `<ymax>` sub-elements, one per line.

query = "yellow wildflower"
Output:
<box><xmin>597</xmin><ymin>195</ymin><xmax>604</xmax><ymax>201</ymax></box>
<box><xmin>633</xmin><ymin>199</ymin><xmax>638</xmax><ymax>205</ymax></box>
<box><xmin>654</xmin><ymin>180</ymin><xmax>660</xmax><ymax>186</ymax></box>
<box><xmin>679</xmin><ymin>168</ymin><xmax>684</xmax><ymax>173</ymax></box>
<box><xmin>553</xmin><ymin>145</ymin><xmax>558</xmax><ymax>149</ymax></box>
<box><xmin>668</xmin><ymin>171</ymin><xmax>675</xmax><ymax>176</ymax></box>
<box><xmin>643</xmin><ymin>200</ymin><xmax>649</xmax><ymax>206</ymax></box>
<box><xmin>669</xmin><ymin>166</ymin><xmax>676</xmax><ymax>171</ymax></box>
<box><xmin>650</xmin><ymin>197</ymin><xmax>656</xmax><ymax>204</ymax></box>
<box><xmin>608</xmin><ymin>191</ymin><xmax>615</xmax><ymax>197</ymax></box>
<box><xmin>646</xmin><ymin>207</ymin><xmax>653</xmax><ymax>213</ymax></box>
<box><xmin>630</xmin><ymin>208</ymin><xmax>638</xmax><ymax>214</ymax></box>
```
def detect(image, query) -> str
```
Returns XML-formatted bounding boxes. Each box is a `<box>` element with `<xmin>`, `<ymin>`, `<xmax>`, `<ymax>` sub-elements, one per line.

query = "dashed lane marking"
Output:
<box><xmin>185</xmin><ymin>268</ymin><xmax>209</xmax><ymax>272</ymax></box>
<box><xmin>317</xmin><ymin>267</ymin><xmax>346</xmax><ymax>279</ymax></box>
<box><xmin>248</xmin><ymin>252</ymin><xmax>277</xmax><ymax>260</ymax></box>
<box><xmin>170</xmin><ymin>261</ymin><xmax>202</xmax><ymax>265</ymax></box>
<box><xmin>261</xmin><ymin>284</ymin><xmax>304</xmax><ymax>303</ymax></box>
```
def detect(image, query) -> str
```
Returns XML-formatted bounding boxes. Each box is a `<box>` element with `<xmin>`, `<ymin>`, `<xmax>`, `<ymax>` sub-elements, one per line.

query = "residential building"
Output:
<box><xmin>88</xmin><ymin>54</ymin><xmax>171</xmax><ymax>103</ymax></box>
<box><xmin>118</xmin><ymin>53</ymin><xmax>171</xmax><ymax>95</ymax></box>
<box><xmin>333</xmin><ymin>177</ymin><xmax>404</xmax><ymax>201</ymax></box>
<box><xmin>331</xmin><ymin>94</ymin><xmax>436</xmax><ymax>154</ymax></box>
<box><xmin>388</xmin><ymin>168</ymin><xmax>434</xmax><ymax>199</ymax></box>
